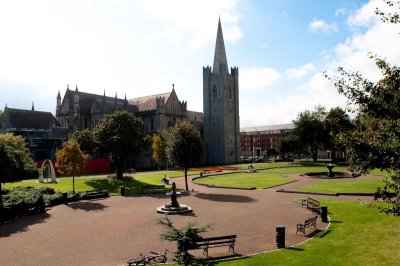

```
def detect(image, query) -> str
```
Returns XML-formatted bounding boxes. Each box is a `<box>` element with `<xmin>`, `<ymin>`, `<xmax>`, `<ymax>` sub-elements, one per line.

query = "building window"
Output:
<box><xmin>212</xmin><ymin>85</ymin><xmax>217</xmax><ymax>100</ymax></box>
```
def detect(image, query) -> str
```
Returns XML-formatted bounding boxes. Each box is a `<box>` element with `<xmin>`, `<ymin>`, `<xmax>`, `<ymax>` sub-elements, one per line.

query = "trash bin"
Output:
<box><xmin>321</xmin><ymin>206</ymin><xmax>328</xmax><ymax>223</ymax></box>
<box><xmin>120</xmin><ymin>186</ymin><xmax>125</xmax><ymax>196</ymax></box>
<box><xmin>276</xmin><ymin>225</ymin><xmax>285</xmax><ymax>249</ymax></box>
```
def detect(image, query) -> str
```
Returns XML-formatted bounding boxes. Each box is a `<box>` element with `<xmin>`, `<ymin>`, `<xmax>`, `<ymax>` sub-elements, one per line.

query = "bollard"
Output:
<box><xmin>120</xmin><ymin>186</ymin><xmax>125</xmax><ymax>196</ymax></box>
<box><xmin>321</xmin><ymin>206</ymin><xmax>328</xmax><ymax>223</ymax></box>
<box><xmin>276</xmin><ymin>225</ymin><xmax>285</xmax><ymax>249</ymax></box>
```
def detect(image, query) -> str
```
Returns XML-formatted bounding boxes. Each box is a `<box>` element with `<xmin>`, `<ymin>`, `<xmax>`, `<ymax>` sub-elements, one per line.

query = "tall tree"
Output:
<box><xmin>72</xmin><ymin>129</ymin><xmax>96</xmax><ymax>155</ymax></box>
<box><xmin>0</xmin><ymin>133</ymin><xmax>37</xmax><ymax>210</ymax></box>
<box><xmin>292</xmin><ymin>106</ymin><xmax>329</xmax><ymax>162</ymax></box>
<box><xmin>324</xmin><ymin>107</ymin><xmax>354</xmax><ymax>161</ymax></box>
<box><xmin>152</xmin><ymin>133</ymin><xmax>167</xmax><ymax>169</ymax></box>
<box><xmin>94</xmin><ymin>111</ymin><xmax>143</xmax><ymax>179</ymax></box>
<box><xmin>166</xmin><ymin>121</ymin><xmax>204</xmax><ymax>190</ymax></box>
<box><xmin>55</xmin><ymin>139</ymin><xmax>87</xmax><ymax>193</ymax></box>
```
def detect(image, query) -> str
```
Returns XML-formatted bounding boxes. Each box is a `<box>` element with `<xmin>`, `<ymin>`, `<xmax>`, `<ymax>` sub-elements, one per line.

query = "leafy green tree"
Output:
<box><xmin>375</xmin><ymin>0</ymin><xmax>400</xmax><ymax>24</ymax></box>
<box><xmin>165</xmin><ymin>121</ymin><xmax>204</xmax><ymax>190</ymax></box>
<box><xmin>324</xmin><ymin>107</ymin><xmax>354</xmax><ymax>161</ymax></box>
<box><xmin>55</xmin><ymin>139</ymin><xmax>87</xmax><ymax>193</ymax></box>
<box><xmin>292</xmin><ymin>106</ymin><xmax>329</xmax><ymax>162</ymax></box>
<box><xmin>72</xmin><ymin>129</ymin><xmax>96</xmax><ymax>154</ymax></box>
<box><xmin>328</xmin><ymin>57</ymin><xmax>400</xmax><ymax>215</ymax></box>
<box><xmin>94</xmin><ymin>111</ymin><xmax>143</xmax><ymax>179</ymax></box>
<box><xmin>0</xmin><ymin>133</ymin><xmax>37</xmax><ymax>210</ymax></box>
<box><xmin>265</xmin><ymin>148</ymin><xmax>279</xmax><ymax>159</ymax></box>
<box><xmin>279</xmin><ymin>134</ymin><xmax>302</xmax><ymax>159</ymax></box>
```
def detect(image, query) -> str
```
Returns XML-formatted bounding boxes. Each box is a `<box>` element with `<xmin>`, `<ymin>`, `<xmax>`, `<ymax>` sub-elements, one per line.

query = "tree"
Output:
<box><xmin>375</xmin><ymin>0</ymin><xmax>400</xmax><ymax>24</ymax></box>
<box><xmin>152</xmin><ymin>133</ymin><xmax>167</xmax><ymax>169</ymax></box>
<box><xmin>0</xmin><ymin>133</ymin><xmax>37</xmax><ymax>210</ymax></box>
<box><xmin>327</xmin><ymin>59</ymin><xmax>400</xmax><ymax>215</ymax></box>
<box><xmin>165</xmin><ymin>121</ymin><xmax>204</xmax><ymax>190</ymax></box>
<box><xmin>72</xmin><ymin>129</ymin><xmax>96</xmax><ymax>155</ymax></box>
<box><xmin>55</xmin><ymin>139</ymin><xmax>87</xmax><ymax>193</ymax></box>
<box><xmin>94</xmin><ymin>111</ymin><xmax>143</xmax><ymax>179</ymax></box>
<box><xmin>324</xmin><ymin>107</ymin><xmax>354</xmax><ymax>161</ymax></box>
<box><xmin>292</xmin><ymin>106</ymin><xmax>329</xmax><ymax>162</ymax></box>
<box><xmin>279</xmin><ymin>134</ymin><xmax>302</xmax><ymax>159</ymax></box>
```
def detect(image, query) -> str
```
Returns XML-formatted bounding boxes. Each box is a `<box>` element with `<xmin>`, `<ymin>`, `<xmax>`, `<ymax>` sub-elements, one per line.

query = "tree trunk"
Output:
<box><xmin>73</xmin><ymin>175</ymin><xmax>75</xmax><ymax>194</ymax></box>
<box><xmin>184</xmin><ymin>168</ymin><xmax>189</xmax><ymax>191</ymax></box>
<box><xmin>0</xmin><ymin>182</ymin><xmax>3</xmax><ymax>210</ymax></box>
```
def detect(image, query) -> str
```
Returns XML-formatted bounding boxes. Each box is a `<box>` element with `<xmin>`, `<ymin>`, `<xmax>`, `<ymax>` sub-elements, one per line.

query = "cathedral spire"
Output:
<box><xmin>213</xmin><ymin>17</ymin><xmax>228</xmax><ymax>74</ymax></box>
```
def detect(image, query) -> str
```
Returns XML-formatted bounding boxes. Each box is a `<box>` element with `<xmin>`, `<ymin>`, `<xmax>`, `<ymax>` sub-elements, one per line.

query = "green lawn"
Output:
<box><xmin>212</xmin><ymin>200</ymin><xmax>400</xmax><ymax>266</ymax></box>
<box><xmin>230</xmin><ymin>162</ymin><xmax>294</xmax><ymax>170</ymax></box>
<box><xmin>4</xmin><ymin>170</ymin><xmax>197</xmax><ymax>195</ymax></box>
<box><xmin>296</xmin><ymin>178</ymin><xmax>387</xmax><ymax>194</ymax></box>
<box><xmin>194</xmin><ymin>172</ymin><xmax>296</xmax><ymax>189</ymax></box>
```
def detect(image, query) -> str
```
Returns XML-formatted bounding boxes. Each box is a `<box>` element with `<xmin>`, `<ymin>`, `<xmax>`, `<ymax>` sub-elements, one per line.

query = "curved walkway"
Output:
<box><xmin>0</xmin><ymin>172</ymin><xmax>373</xmax><ymax>266</ymax></box>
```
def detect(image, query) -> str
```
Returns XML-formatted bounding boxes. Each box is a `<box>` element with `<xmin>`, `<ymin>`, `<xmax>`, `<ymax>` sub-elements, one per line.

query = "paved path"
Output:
<box><xmin>0</xmin><ymin>172</ymin><xmax>374</xmax><ymax>266</ymax></box>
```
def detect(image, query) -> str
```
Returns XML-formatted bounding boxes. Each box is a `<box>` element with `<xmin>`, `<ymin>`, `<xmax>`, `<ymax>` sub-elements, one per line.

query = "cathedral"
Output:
<box><xmin>55</xmin><ymin>18</ymin><xmax>240</xmax><ymax>166</ymax></box>
<box><xmin>203</xmin><ymin>18</ymin><xmax>241</xmax><ymax>165</ymax></box>
<box><xmin>56</xmin><ymin>84</ymin><xmax>203</xmax><ymax>137</ymax></box>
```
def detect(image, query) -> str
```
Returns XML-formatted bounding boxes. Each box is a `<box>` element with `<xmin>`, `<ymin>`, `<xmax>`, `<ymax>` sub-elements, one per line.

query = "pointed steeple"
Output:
<box><xmin>57</xmin><ymin>90</ymin><xmax>61</xmax><ymax>99</ymax></box>
<box><xmin>213</xmin><ymin>17</ymin><xmax>228</xmax><ymax>74</ymax></box>
<box><xmin>32</xmin><ymin>102</ymin><xmax>35</xmax><ymax>111</ymax></box>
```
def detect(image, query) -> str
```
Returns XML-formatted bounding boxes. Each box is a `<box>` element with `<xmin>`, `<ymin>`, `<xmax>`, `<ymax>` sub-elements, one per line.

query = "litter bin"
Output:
<box><xmin>120</xmin><ymin>186</ymin><xmax>126</xmax><ymax>196</ymax></box>
<box><xmin>276</xmin><ymin>225</ymin><xmax>285</xmax><ymax>249</ymax></box>
<box><xmin>321</xmin><ymin>206</ymin><xmax>328</xmax><ymax>223</ymax></box>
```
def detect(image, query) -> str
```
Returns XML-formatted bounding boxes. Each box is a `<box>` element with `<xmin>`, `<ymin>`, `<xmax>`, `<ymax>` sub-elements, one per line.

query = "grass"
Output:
<box><xmin>4</xmin><ymin>170</ymin><xmax>197</xmax><ymax>195</ymax></box>
<box><xmin>210</xmin><ymin>200</ymin><xmax>400</xmax><ymax>266</ymax></box>
<box><xmin>194</xmin><ymin>172</ymin><xmax>296</xmax><ymax>189</ymax></box>
<box><xmin>296</xmin><ymin>178</ymin><xmax>387</xmax><ymax>194</ymax></box>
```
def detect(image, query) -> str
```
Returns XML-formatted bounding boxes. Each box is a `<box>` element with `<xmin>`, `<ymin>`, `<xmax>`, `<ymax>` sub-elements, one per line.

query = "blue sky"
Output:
<box><xmin>1</xmin><ymin>0</ymin><xmax>399</xmax><ymax>127</ymax></box>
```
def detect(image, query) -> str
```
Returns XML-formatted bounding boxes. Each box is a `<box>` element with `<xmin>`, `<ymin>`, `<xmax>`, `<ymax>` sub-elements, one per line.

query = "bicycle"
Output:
<box><xmin>127</xmin><ymin>249</ymin><xmax>168</xmax><ymax>265</ymax></box>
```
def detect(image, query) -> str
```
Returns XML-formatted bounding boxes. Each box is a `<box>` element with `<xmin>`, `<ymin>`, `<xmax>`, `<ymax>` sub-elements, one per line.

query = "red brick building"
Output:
<box><xmin>240</xmin><ymin>123</ymin><xmax>295</xmax><ymax>158</ymax></box>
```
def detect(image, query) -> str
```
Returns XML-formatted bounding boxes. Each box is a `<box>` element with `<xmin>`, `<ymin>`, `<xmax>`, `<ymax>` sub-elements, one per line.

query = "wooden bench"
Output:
<box><xmin>141</xmin><ymin>185</ymin><xmax>166</xmax><ymax>194</ymax></box>
<box><xmin>190</xmin><ymin>235</ymin><xmax>237</xmax><ymax>258</ymax></box>
<box><xmin>296</xmin><ymin>216</ymin><xmax>318</xmax><ymax>235</ymax></box>
<box><xmin>302</xmin><ymin>197</ymin><xmax>321</xmax><ymax>214</ymax></box>
<box><xmin>80</xmin><ymin>190</ymin><xmax>109</xmax><ymax>200</ymax></box>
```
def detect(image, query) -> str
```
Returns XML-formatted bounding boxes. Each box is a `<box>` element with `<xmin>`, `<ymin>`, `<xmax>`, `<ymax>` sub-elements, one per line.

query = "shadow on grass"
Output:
<box><xmin>194</xmin><ymin>193</ymin><xmax>257</xmax><ymax>203</ymax></box>
<box><xmin>318</xmin><ymin>229</ymin><xmax>332</xmax><ymax>238</ymax></box>
<box><xmin>330</xmin><ymin>220</ymin><xmax>343</xmax><ymax>224</ymax></box>
<box><xmin>67</xmin><ymin>201</ymin><xmax>108</xmax><ymax>212</ymax></box>
<box><xmin>286</xmin><ymin>247</ymin><xmax>305</xmax><ymax>251</ymax></box>
<box><xmin>193</xmin><ymin>253</ymin><xmax>244</xmax><ymax>265</ymax></box>
<box><xmin>84</xmin><ymin>179</ymin><xmax>172</xmax><ymax>196</ymax></box>
<box><xmin>0</xmin><ymin>212</ymin><xmax>50</xmax><ymax>237</ymax></box>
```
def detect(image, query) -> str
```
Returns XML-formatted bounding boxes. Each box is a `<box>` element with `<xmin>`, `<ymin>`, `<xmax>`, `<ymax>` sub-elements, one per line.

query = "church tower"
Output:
<box><xmin>203</xmin><ymin>18</ymin><xmax>240</xmax><ymax>165</ymax></box>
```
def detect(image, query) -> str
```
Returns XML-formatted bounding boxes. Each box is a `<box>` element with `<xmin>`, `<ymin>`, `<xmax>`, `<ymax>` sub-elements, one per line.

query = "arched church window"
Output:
<box><xmin>212</xmin><ymin>85</ymin><xmax>217</xmax><ymax>100</ymax></box>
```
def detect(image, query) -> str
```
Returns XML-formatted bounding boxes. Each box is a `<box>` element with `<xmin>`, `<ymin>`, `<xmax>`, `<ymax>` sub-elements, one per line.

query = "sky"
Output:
<box><xmin>1</xmin><ymin>0</ymin><xmax>400</xmax><ymax>127</ymax></box>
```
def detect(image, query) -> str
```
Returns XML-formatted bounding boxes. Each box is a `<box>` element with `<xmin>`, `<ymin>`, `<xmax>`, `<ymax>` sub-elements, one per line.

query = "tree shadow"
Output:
<box><xmin>0</xmin><ymin>212</ymin><xmax>50</xmax><ymax>237</ymax></box>
<box><xmin>330</xmin><ymin>220</ymin><xmax>343</xmax><ymax>224</ymax></box>
<box><xmin>286</xmin><ymin>247</ymin><xmax>305</xmax><ymax>251</ymax></box>
<box><xmin>194</xmin><ymin>193</ymin><xmax>257</xmax><ymax>203</ymax></box>
<box><xmin>318</xmin><ymin>229</ymin><xmax>332</xmax><ymax>238</ymax></box>
<box><xmin>66</xmin><ymin>201</ymin><xmax>108</xmax><ymax>212</ymax></box>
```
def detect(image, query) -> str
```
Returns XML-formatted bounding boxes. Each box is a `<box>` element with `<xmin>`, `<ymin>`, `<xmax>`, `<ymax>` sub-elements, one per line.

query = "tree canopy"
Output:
<box><xmin>0</xmin><ymin>133</ymin><xmax>37</xmax><ymax>209</ymax></box>
<box><xmin>166</xmin><ymin>121</ymin><xmax>204</xmax><ymax>190</ymax></box>
<box><xmin>55</xmin><ymin>139</ymin><xmax>87</xmax><ymax>193</ymax></box>
<box><xmin>93</xmin><ymin>111</ymin><xmax>143</xmax><ymax>179</ymax></box>
<box><xmin>292</xmin><ymin>106</ymin><xmax>329</xmax><ymax>162</ymax></box>
<box><xmin>152</xmin><ymin>133</ymin><xmax>167</xmax><ymax>169</ymax></box>
<box><xmin>72</xmin><ymin>129</ymin><xmax>96</xmax><ymax>155</ymax></box>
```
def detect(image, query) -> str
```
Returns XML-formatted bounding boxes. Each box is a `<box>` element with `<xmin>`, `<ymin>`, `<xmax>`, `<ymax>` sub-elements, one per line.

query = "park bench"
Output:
<box><xmin>80</xmin><ymin>190</ymin><xmax>109</xmax><ymax>200</ymax></box>
<box><xmin>141</xmin><ymin>185</ymin><xmax>166</xmax><ymax>194</ymax></box>
<box><xmin>296</xmin><ymin>215</ymin><xmax>318</xmax><ymax>235</ymax></box>
<box><xmin>302</xmin><ymin>197</ymin><xmax>321</xmax><ymax>214</ymax></box>
<box><xmin>189</xmin><ymin>235</ymin><xmax>237</xmax><ymax>258</ymax></box>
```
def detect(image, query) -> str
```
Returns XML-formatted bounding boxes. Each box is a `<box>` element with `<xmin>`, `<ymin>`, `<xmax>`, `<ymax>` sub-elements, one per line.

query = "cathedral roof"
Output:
<box><xmin>128</xmin><ymin>92</ymin><xmax>171</xmax><ymax>111</ymax></box>
<box><xmin>93</xmin><ymin>99</ymin><xmax>137</xmax><ymax>113</ymax></box>
<box><xmin>213</xmin><ymin>17</ymin><xmax>228</xmax><ymax>74</ymax></box>
<box><xmin>3</xmin><ymin>107</ymin><xmax>61</xmax><ymax>129</ymax></box>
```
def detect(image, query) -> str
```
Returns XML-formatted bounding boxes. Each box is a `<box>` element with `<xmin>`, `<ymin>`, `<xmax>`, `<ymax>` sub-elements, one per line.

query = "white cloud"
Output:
<box><xmin>285</xmin><ymin>63</ymin><xmax>315</xmax><ymax>79</ymax></box>
<box><xmin>347</xmin><ymin>0</ymin><xmax>382</xmax><ymax>27</ymax></box>
<box><xmin>240</xmin><ymin>67</ymin><xmax>280</xmax><ymax>91</ymax></box>
<box><xmin>309</xmin><ymin>18</ymin><xmax>338</xmax><ymax>33</ymax></box>
<box><xmin>335</xmin><ymin>8</ymin><xmax>347</xmax><ymax>17</ymax></box>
